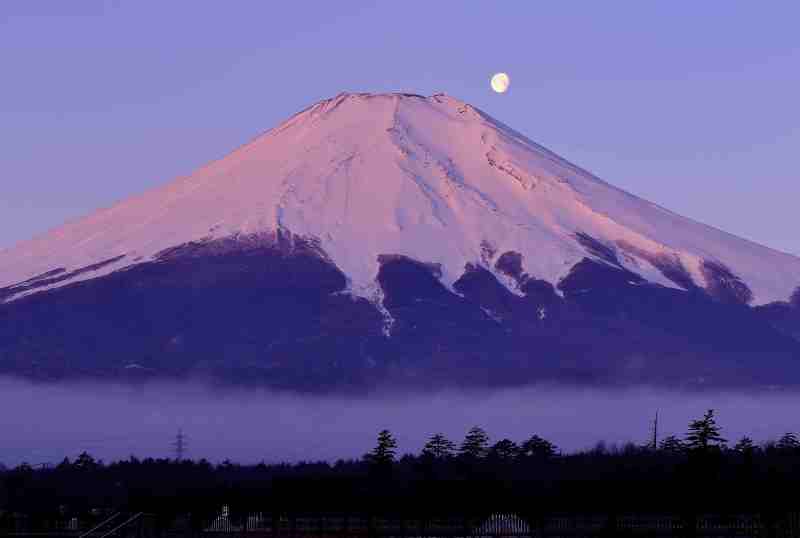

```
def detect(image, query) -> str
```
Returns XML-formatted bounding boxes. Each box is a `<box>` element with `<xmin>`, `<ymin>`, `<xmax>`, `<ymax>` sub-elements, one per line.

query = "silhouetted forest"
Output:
<box><xmin>2</xmin><ymin>410</ymin><xmax>800</xmax><ymax>527</ymax></box>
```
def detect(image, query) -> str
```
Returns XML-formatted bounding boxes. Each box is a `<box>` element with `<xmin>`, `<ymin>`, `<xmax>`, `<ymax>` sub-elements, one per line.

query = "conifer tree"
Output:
<box><xmin>459</xmin><ymin>426</ymin><xmax>490</xmax><ymax>459</ymax></box>
<box><xmin>685</xmin><ymin>409</ymin><xmax>726</xmax><ymax>452</ymax></box>
<box><xmin>488</xmin><ymin>439</ymin><xmax>519</xmax><ymax>461</ymax></box>
<box><xmin>733</xmin><ymin>436</ymin><xmax>756</xmax><ymax>454</ymax></box>
<box><xmin>422</xmin><ymin>433</ymin><xmax>456</xmax><ymax>459</ymax></box>
<box><xmin>520</xmin><ymin>435</ymin><xmax>558</xmax><ymax>459</ymax></box>
<box><xmin>74</xmin><ymin>452</ymin><xmax>99</xmax><ymax>471</ymax></box>
<box><xmin>659</xmin><ymin>435</ymin><xmax>686</xmax><ymax>455</ymax></box>
<box><xmin>776</xmin><ymin>432</ymin><xmax>799</xmax><ymax>451</ymax></box>
<box><xmin>368</xmin><ymin>429</ymin><xmax>398</xmax><ymax>465</ymax></box>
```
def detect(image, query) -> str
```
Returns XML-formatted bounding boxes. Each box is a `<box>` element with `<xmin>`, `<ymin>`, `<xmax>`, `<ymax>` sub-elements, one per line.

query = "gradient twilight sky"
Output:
<box><xmin>1</xmin><ymin>2</ymin><xmax>798</xmax><ymax>255</ymax></box>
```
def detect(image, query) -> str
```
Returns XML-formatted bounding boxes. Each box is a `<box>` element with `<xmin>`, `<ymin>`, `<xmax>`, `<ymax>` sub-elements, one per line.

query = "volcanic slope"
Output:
<box><xmin>1</xmin><ymin>92</ymin><xmax>799</xmax><ymax>389</ymax></box>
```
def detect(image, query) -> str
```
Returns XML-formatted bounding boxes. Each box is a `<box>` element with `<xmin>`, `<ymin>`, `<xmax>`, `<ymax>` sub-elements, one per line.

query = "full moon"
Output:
<box><xmin>491</xmin><ymin>72</ymin><xmax>510</xmax><ymax>93</ymax></box>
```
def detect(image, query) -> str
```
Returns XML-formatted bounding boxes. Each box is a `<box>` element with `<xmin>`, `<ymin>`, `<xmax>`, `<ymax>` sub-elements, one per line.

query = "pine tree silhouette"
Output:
<box><xmin>521</xmin><ymin>435</ymin><xmax>558</xmax><ymax>459</ymax></box>
<box><xmin>685</xmin><ymin>409</ymin><xmax>726</xmax><ymax>452</ymax></box>
<box><xmin>422</xmin><ymin>433</ymin><xmax>456</xmax><ymax>459</ymax></box>
<box><xmin>368</xmin><ymin>430</ymin><xmax>397</xmax><ymax>465</ymax></box>
<box><xmin>734</xmin><ymin>436</ymin><xmax>756</xmax><ymax>454</ymax></box>
<box><xmin>776</xmin><ymin>432</ymin><xmax>799</xmax><ymax>451</ymax></box>
<box><xmin>659</xmin><ymin>435</ymin><xmax>686</xmax><ymax>454</ymax></box>
<box><xmin>488</xmin><ymin>439</ymin><xmax>519</xmax><ymax>461</ymax></box>
<box><xmin>459</xmin><ymin>426</ymin><xmax>490</xmax><ymax>459</ymax></box>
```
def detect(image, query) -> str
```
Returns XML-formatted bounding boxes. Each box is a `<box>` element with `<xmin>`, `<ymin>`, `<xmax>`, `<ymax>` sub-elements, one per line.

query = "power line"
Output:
<box><xmin>172</xmin><ymin>429</ymin><xmax>187</xmax><ymax>461</ymax></box>
<box><xmin>651</xmin><ymin>411</ymin><xmax>659</xmax><ymax>450</ymax></box>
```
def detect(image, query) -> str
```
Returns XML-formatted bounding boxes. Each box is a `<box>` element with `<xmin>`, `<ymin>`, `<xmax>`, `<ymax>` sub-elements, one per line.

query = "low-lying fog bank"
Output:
<box><xmin>3</xmin><ymin>377</ymin><xmax>797</xmax><ymax>466</ymax></box>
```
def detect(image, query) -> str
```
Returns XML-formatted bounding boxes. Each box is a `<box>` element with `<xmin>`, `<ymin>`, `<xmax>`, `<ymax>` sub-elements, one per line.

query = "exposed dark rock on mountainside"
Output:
<box><xmin>1</xmin><ymin>92</ymin><xmax>799</xmax><ymax>390</ymax></box>
<box><xmin>1</xmin><ymin>235</ymin><xmax>798</xmax><ymax>390</ymax></box>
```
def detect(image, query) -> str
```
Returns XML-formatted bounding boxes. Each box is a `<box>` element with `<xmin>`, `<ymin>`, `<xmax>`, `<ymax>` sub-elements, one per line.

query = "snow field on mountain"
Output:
<box><xmin>1</xmin><ymin>92</ymin><xmax>799</xmax><ymax>305</ymax></box>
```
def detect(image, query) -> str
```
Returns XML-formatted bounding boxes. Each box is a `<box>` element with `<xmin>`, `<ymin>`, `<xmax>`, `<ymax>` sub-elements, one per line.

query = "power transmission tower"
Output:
<box><xmin>173</xmin><ymin>429</ymin><xmax>187</xmax><ymax>461</ymax></box>
<box><xmin>651</xmin><ymin>411</ymin><xmax>659</xmax><ymax>450</ymax></box>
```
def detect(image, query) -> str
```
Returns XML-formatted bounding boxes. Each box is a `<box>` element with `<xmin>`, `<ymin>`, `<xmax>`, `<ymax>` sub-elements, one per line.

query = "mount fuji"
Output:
<box><xmin>1</xmin><ymin>92</ymin><xmax>799</xmax><ymax>390</ymax></box>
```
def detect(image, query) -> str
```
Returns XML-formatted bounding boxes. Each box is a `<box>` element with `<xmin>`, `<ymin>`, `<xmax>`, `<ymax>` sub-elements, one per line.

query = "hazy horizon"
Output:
<box><xmin>5</xmin><ymin>376</ymin><xmax>799</xmax><ymax>467</ymax></box>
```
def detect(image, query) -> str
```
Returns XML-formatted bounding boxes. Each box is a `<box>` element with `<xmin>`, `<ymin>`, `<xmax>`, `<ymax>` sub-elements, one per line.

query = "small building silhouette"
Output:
<box><xmin>473</xmin><ymin>513</ymin><xmax>531</xmax><ymax>538</ymax></box>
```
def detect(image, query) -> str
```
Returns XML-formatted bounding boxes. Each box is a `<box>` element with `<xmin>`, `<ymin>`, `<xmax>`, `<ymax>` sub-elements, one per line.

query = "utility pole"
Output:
<box><xmin>651</xmin><ymin>411</ymin><xmax>659</xmax><ymax>450</ymax></box>
<box><xmin>173</xmin><ymin>429</ymin><xmax>187</xmax><ymax>461</ymax></box>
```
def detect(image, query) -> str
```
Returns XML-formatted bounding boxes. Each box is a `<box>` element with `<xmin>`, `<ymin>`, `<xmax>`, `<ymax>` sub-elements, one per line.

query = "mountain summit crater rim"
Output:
<box><xmin>2</xmin><ymin>91</ymin><xmax>799</xmax><ymax>307</ymax></box>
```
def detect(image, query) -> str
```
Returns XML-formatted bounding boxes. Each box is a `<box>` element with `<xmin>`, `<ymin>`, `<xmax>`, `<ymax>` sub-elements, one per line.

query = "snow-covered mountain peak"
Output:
<box><xmin>1</xmin><ymin>92</ymin><xmax>799</xmax><ymax>307</ymax></box>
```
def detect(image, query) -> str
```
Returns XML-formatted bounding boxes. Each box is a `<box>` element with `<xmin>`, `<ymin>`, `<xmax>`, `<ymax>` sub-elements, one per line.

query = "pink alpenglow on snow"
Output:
<box><xmin>1</xmin><ymin>92</ymin><xmax>799</xmax><ymax>307</ymax></box>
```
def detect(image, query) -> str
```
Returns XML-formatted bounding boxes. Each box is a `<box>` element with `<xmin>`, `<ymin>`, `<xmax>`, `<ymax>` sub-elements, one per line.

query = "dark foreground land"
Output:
<box><xmin>3</xmin><ymin>430</ymin><xmax>800</xmax><ymax>538</ymax></box>
<box><xmin>4</xmin><ymin>510</ymin><xmax>799</xmax><ymax>538</ymax></box>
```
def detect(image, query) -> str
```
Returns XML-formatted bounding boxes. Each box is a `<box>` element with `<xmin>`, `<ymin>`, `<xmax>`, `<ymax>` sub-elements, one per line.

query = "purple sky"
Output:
<box><xmin>1</xmin><ymin>2</ymin><xmax>799</xmax><ymax>255</ymax></box>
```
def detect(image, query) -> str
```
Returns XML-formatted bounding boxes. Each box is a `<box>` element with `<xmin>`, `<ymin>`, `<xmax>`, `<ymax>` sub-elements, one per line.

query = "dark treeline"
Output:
<box><xmin>2</xmin><ymin>410</ymin><xmax>800</xmax><ymax>528</ymax></box>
